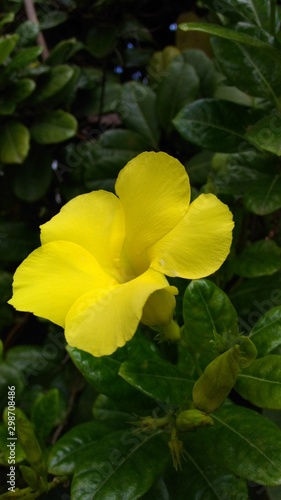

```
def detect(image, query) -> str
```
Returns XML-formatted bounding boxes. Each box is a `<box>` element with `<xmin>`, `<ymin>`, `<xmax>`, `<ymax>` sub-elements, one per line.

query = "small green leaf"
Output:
<box><xmin>48</xmin><ymin>421</ymin><xmax>112</xmax><ymax>475</ymax></box>
<box><xmin>32</xmin><ymin>388</ymin><xmax>64</xmax><ymax>442</ymax></box>
<box><xmin>87</xmin><ymin>26</ymin><xmax>116</xmax><ymax>58</ymax></box>
<box><xmin>31</xmin><ymin>110</ymin><xmax>77</xmax><ymax>144</ymax></box>
<box><xmin>118</xmin><ymin>81</ymin><xmax>160</xmax><ymax>149</ymax></box>
<box><xmin>246</xmin><ymin>111</ymin><xmax>281</xmax><ymax>155</ymax></box>
<box><xmin>250</xmin><ymin>306</ymin><xmax>281</xmax><ymax>356</ymax></box>
<box><xmin>46</xmin><ymin>38</ymin><xmax>83</xmax><ymax>65</ymax></box>
<box><xmin>71</xmin><ymin>430</ymin><xmax>169</xmax><ymax>500</ymax></box>
<box><xmin>13</xmin><ymin>146</ymin><xmax>52</xmax><ymax>202</ymax></box>
<box><xmin>195</xmin><ymin>405</ymin><xmax>281</xmax><ymax>486</ymax></box>
<box><xmin>183</xmin><ymin>279</ymin><xmax>238</xmax><ymax>367</ymax></box>
<box><xmin>244</xmin><ymin>175</ymin><xmax>281</xmax><ymax>215</ymax></box>
<box><xmin>0</xmin><ymin>34</ymin><xmax>19</xmax><ymax>65</ymax></box>
<box><xmin>0</xmin><ymin>12</ymin><xmax>15</xmax><ymax>29</ymax></box>
<box><xmin>156</xmin><ymin>59</ymin><xmax>199</xmax><ymax>131</ymax></box>
<box><xmin>235</xmin><ymin>355</ymin><xmax>281</xmax><ymax>409</ymax></box>
<box><xmin>181</xmin><ymin>49</ymin><xmax>217</xmax><ymax>97</ymax></box>
<box><xmin>32</xmin><ymin>65</ymin><xmax>74</xmax><ymax>103</ymax></box>
<box><xmin>0</xmin><ymin>121</ymin><xmax>30</xmax><ymax>164</ymax></box>
<box><xmin>173</xmin><ymin>99</ymin><xmax>256</xmax><ymax>153</ymax></box>
<box><xmin>4</xmin><ymin>46</ymin><xmax>42</xmax><ymax>73</ymax></box>
<box><xmin>234</xmin><ymin>240</ymin><xmax>281</xmax><ymax>278</ymax></box>
<box><xmin>119</xmin><ymin>358</ymin><xmax>194</xmax><ymax>405</ymax></box>
<box><xmin>6</xmin><ymin>79</ymin><xmax>36</xmax><ymax>104</ymax></box>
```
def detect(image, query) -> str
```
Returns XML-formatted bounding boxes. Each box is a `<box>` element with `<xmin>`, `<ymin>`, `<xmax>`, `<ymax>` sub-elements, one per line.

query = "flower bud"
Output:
<box><xmin>141</xmin><ymin>288</ymin><xmax>177</xmax><ymax>326</ymax></box>
<box><xmin>192</xmin><ymin>345</ymin><xmax>241</xmax><ymax>413</ymax></box>
<box><xmin>175</xmin><ymin>409</ymin><xmax>214</xmax><ymax>431</ymax></box>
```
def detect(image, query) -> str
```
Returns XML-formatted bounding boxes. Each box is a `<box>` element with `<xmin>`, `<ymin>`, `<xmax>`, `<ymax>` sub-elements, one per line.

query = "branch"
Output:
<box><xmin>23</xmin><ymin>0</ymin><xmax>49</xmax><ymax>61</ymax></box>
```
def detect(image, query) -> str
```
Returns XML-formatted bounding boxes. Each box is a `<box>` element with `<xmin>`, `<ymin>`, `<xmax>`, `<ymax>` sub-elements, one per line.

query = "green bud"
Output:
<box><xmin>192</xmin><ymin>345</ymin><xmax>240</xmax><ymax>413</ymax></box>
<box><xmin>237</xmin><ymin>336</ymin><xmax>257</xmax><ymax>368</ymax></box>
<box><xmin>175</xmin><ymin>409</ymin><xmax>214</xmax><ymax>431</ymax></box>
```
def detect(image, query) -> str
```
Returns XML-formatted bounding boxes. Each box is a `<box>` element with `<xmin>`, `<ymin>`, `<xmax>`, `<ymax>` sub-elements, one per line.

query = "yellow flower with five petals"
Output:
<box><xmin>8</xmin><ymin>152</ymin><xmax>234</xmax><ymax>356</ymax></box>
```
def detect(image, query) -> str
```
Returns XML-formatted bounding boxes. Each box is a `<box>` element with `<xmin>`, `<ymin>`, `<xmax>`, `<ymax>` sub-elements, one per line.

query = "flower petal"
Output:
<box><xmin>149</xmin><ymin>193</ymin><xmax>234</xmax><ymax>279</ymax></box>
<box><xmin>8</xmin><ymin>241</ymin><xmax>115</xmax><ymax>326</ymax></box>
<box><xmin>115</xmin><ymin>152</ymin><xmax>190</xmax><ymax>264</ymax></box>
<box><xmin>40</xmin><ymin>191</ymin><xmax>125</xmax><ymax>277</ymax></box>
<box><xmin>65</xmin><ymin>268</ymin><xmax>176</xmax><ymax>356</ymax></box>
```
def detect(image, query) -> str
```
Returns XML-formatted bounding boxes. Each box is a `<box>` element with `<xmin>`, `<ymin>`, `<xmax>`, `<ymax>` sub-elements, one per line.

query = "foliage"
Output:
<box><xmin>1</xmin><ymin>0</ymin><xmax>281</xmax><ymax>498</ymax></box>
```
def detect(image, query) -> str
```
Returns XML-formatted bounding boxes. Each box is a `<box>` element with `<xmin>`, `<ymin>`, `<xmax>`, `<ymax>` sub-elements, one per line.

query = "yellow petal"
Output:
<box><xmin>8</xmin><ymin>241</ymin><xmax>115</xmax><ymax>327</ymax></box>
<box><xmin>149</xmin><ymin>193</ymin><xmax>234</xmax><ymax>279</ymax></box>
<box><xmin>115</xmin><ymin>152</ymin><xmax>190</xmax><ymax>269</ymax></box>
<box><xmin>65</xmin><ymin>268</ymin><xmax>172</xmax><ymax>356</ymax></box>
<box><xmin>40</xmin><ymin>190</ymin><xmax>125</xmax><ymax>277</ymax></box>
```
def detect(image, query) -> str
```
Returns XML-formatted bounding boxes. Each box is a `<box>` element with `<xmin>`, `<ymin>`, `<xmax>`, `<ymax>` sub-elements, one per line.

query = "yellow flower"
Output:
<box><xmin>8</xmin><ymin>152</ymin><xmax>234</xmax><ymax>356</ymax></box>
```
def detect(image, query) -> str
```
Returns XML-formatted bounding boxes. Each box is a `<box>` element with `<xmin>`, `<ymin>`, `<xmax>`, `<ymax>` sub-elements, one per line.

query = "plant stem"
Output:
<box><xmin>23</xmin><ymin>0</ymin><xmax>49</xmax><ymax>60</ymax></box>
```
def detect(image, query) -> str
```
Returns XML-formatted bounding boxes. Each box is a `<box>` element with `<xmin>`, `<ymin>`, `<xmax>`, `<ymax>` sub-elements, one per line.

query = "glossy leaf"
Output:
<box><xmin>71</xmin><ymin>429</ymin><xmax>169</xmax><ymax>500</ymax></box>
<box><xmin>244</xmin><ymin>175</ymin><xmax>281</xmax><ymax>215</ymax></box>
<box><xmin>177</xmin><ymin>431</ymin><xmax>248</xmax><ymax>499</ymax></box>
<box><xmin>48</xmin><ymin>421</ymin><xmax>112</xmax><ymax>475</ymax></box>
<box><xmin>211</xmin><ymin>36</ymin><xmax>281</xmax><ymax>104</ymax></box>
<box><xmin>118</xmin><ymin>81</ymin><xmax>160</xmax><ymax>149</ymax></box>
<box><xmin>0</xmin><ymin>121</ymin><xmax>30</xmax><ymax>164</ymax></box>
<box><xmin>119</xmin><ymin>358</ymin><xmax>194</xmax><ymax>405</ymax></box>
<box><xmin>46</xmin><ymin>38</ymin><xmax>83</xmax><ymax>65</ymax></box>
<box><xmin>31</xmin><ymin>388</ymin><xmax>64</xmax><ymax>442</ymax></box>
<box><xmin>246</xmin><ymin>111</ymin><xmax>281</xmax><ymax>155</ymax></box>
<box><xmin>0</xmin><ymin>34</ymin><xmax>19</xmax><ymax>65</ymax></box>
<box><xmin>234</xmin><ymin>240</ymin><xmax>281</xmax><ymax>278</ymax></box>
<box><xmin>4</xmin><ymin>46</ymin><xmax>42</xmax><ymax>73</ymax></box>
<box><xmin>31</xmin><ymin>110</ymin><xmax>77</xmax><ymax>144</ymax></box>
<box><xmin>198</xmin><ymin>405</ymin><xmax>281</xmax><ymax>485</ymax></box>
<box><xmin>250</xmin><ymin>306</ymin><xmax>281</xmax><ymax>356</ymax></box>
<box><xmin>181</xmin><ymin>49</ymin><xmax>217</xmax><ymax>97</ymax></box>
<box><xmin>235</xmin><ymin>355</ymin><xmax>281</xmax><ymax>409</ymax></box>
<box><xmin>183</xmin><ymin>279</ymin><xmax>238</xmax><ymax>367</ymax></box>
<box><xmin>173</xmin><ymin>99</ymin><xmax>256</xmax><ymax>152</ymax></box>
<box><xmin>32</xmin><ymin>65</ymin><xmax>74</xmax><ymax>103</ymax></box>
<box><xmin>156</xmin><ymin>59</ymin><xmax>199</xmax><ymax>130</ymax></box>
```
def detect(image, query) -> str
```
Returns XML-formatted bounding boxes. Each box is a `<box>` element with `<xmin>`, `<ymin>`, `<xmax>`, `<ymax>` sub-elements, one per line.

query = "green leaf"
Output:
<box><xmin>67</xmin><ymin>346</ymin><xmax>137</xmax><ymax>400</ymax></box>
<box><xmin>6</xmin><ymin>78</ymin><xmax>36</xmax><ymax>103</ymax></box>
<box><xmin>87</xmin><ymin>25</ymin><xmax>116</xmax><ymax>58</ymax></box>
<box><xmin>46</xmin><ymin>38</ymin><xmax>83</xmax><ymax>65</ymax></box>
<box><xmin>176</xmin><ymin>431</ymin><xmax>248</xmax><ymax>499</ymax></box>
<box><xmin>185</xmin><ymin>151</ymin><xmax>213</xmax><ymax>185</ymax></box>
<box><xmin>14</xmin><ymin>408</ymin><xmax>47</xmax><ymax>481</ymax></box>
<box><xmin>156</xmin><ymin>59</ymin><xmax>199</xmax><ymax>131</ymax></box>
<box><xmin>119</xmin><ymin>358</ymin><xmax>194</xmax><ymax>405</ymax></box>
<box><xmin>173</xmin><ymin>99</ymin><xmax>256</xmax><ymax>153</ymax></box>
<box><xmin>183</xmin><ymin>279</ymin><xmax>238</xmax><ymax>368</ymax></box>
<box><xmin>250</xmin><ymin>306</ymin><xmax>281</xmax><ymax>356</ymax></box>
<box><xmin>82</xmin><ymin>129</ymin><xmax>152</xmax><ymax>189</ymax></box>
<box><xmin>235</xmin><ymin>355</ymin><xmax>281</xmax><ymax>409</ymax></box>
<box><xmin>93</xmin><ymin>395</ymin><xmax>134</xmax><ymax>430</ymax></box>
<box><xmin>71</xmin><ymin>430</ymin><xmax>169</xmax><ymax>500</ymax></box>
<box><xmin>15</xmin><ymin>21</ymin><xmax>40</xmax><ymax>46</ymax></box>
<box><xmin>211</xmin><ymin>36</ymin><xmax>281</xmax><ymax>104</ymax></box>
<box><xmin>4</xmin><ymin>46</ymin><xmax>42</xmax><ymax>73</ymax></box>
<box><xmin>0</xmin><ymin>34</ymin><xmax>19</xmax><ymax>65</ymax></box>
<box><xmin>202</xmin><ymin>0</ymin><xmax>276</xmax><ymax>32</ymax></box>
<box><xmin>179</xmin><ymin>22</ymin><xmax>279</xmax><ymax>51</ymax></box>
<box><xmin>6</xmin><ymin>344</ymin><xmax>63</xmax><ymax>381</ymax></box>
<box><xmin>39</xmin><ymin>11</ymin><xmax>68</xmax><ymax>29</ymax></box>
<box><xmin>0</xmin><ymin>12</ymin><xmax>15</xmax><ymax>29</ymax></box>
<box><xmin>32</xmin><ymin>65</ymin><xmax>74</xmax><ymax>103</ymax></box>
<box><xmin>180</xmin><ymin>49</ymin><xmax>217</xmax><ymax>97</ymax></box>
<box><xmin>0</xmin><ymin>121</ymin><xmax>30</xmax><ymax>164</ymax></box>
<box><xmin>32</xmin><ymin>388</ymin><xmax>64</xmax><ymax>442</ymax></box>
<box><xmin>31</xmin><ymin>110</ymin><xmax>77</xmax><ymax>144</ymax></box>
<box><xmin>244</xmin><ymin>175</ymin><xmax>281</xmax><ymax>215</ymax></box>
<box><xmin>48</xmin><ymin>421</ymin><xmax>111</xmax><ymax>475</ymax></box>
<box><xmin>195</xmin><ymin>405</ymin><xmax>281</xmax><ymax>485</ymax></box>
<box><xmin>0</xmin><ymin>222</ymin><xmax>39</xmax><ymax>262</ymax></box>
<box><xmin>234</xmin><ymin>240</ymin><xmax>281</xmax><ymax>278</ymax></box>
<box><xmin>13</xmin><ymin>146</ymin><xmax>52</xmax><ymax>202</ymax></box>
<box><xmin>246</xmin><ymin>111</ymin><xmax>281</xmax><ymax>155</ymax></box>
<box><xmin>118</xmin><ymin>81</ymin><xmax>160</xmax><ymax>149</ymax></box>
<box><xmin>0</xmin><ymin>362</ymin><xmax>24</xmax><ymax>413</ymax></box>
<box><xmin>230</xmin><ymin>273</ymin><xmax>281</xmax><ymax>328</ymax></box>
